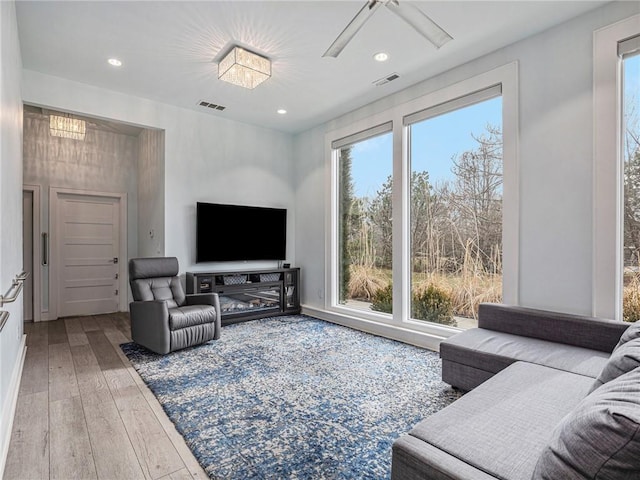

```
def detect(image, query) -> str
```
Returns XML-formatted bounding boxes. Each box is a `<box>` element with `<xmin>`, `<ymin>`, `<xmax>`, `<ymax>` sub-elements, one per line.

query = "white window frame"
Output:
<box><xmin>593</xmin><ymin>14</ymin><xmax>640</xmax><ymax>320</ymax></box>
<box><xmin>324</xmin><ymin>62</ymin><xmax>519</xmax><ymax>344</ymax></box>
<box><xmin>403</xmin><ymin>84</ymin><xmax>503</xmax><ymax>327</ymax></box>
<box><xmin>329</xmin><ymin>121</ymin><xmax>394</xmax><ymax>320</ymax></box>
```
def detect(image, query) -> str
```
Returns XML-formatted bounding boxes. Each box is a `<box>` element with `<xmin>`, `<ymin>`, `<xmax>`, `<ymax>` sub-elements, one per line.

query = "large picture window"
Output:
<box><xmin>407</xmin><ymin>90</ymin><xmax>502</xmax><ymax>328</ymax></box>
<box><xmin>335</xmin><ymin>125</ymin><xmax>393</xmax><ymax>314</ymax></box>
<box><xmin>622</xmin><ymin>40</ymin><xmax>640</xmax><ymax>322</ymax></box>
<box><xmin>328</xmin><ymin>63</ymin><xmax>517</xmax><ymax>340</ymax></box>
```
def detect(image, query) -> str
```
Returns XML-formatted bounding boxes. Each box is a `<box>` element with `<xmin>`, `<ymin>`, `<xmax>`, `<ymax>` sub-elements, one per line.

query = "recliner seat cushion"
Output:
<box><xmin>403</xmin><ymin>362</ymin><xmax>594</xmax><ymax>480</ymax></box>
<box><xmin>441</xmin><ymin>328</ymin><xmax>610</xmax><ymax>379</ymax></box>
<box><xmin>169</xmin><ymin>305</ymin><xmax>217</xmax><ymax>331</ymax></box>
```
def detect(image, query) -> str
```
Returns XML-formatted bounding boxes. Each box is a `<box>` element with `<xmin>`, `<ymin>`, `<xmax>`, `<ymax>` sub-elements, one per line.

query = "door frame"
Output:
<box><xmin>49</xmin><ymin>187</ymin><xmax>128</xmax><ymax>320</ymax></box>
<box><xmin>23</xmin><ymin>184</ymin><xmax>42</xmax><ymax>322</ymax></box>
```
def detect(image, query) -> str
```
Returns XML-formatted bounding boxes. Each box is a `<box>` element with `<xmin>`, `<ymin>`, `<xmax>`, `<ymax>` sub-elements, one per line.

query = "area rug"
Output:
<box><xmin>121</xmin><ymin>315</ymin><xmax>462</xmax><ymax>479</ymax></box>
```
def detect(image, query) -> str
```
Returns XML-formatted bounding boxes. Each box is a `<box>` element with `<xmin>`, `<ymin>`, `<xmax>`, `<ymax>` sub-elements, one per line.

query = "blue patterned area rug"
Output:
<box><xmin>121</xmin><ymin>315</ymin><xmax>461</xmax><ymax>479</ymax></box>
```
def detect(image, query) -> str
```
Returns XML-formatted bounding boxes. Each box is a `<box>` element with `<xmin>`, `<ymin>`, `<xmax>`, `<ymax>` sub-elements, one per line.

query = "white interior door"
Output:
<box><xmin>57</xmin><ymin>193</ymin><xmax>120</xmax><ymax>317</ymax></box>
<box><xmin>23</xmin><ymin>190</ymin><xmax>34</xmax><ymax>321</ymax></box>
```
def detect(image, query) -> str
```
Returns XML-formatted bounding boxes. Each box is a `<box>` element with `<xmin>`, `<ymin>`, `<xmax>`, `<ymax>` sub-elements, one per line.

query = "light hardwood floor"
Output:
<box><xmin>4</xmin><ymin>313</ymin><xmax>209</xmax><ymax>480</ymax></box>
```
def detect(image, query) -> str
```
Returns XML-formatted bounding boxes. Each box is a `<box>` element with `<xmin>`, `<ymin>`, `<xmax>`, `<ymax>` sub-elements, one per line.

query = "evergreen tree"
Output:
<box><xmin>338</xmin><ymin>146</ymin><xmax>354</xmax><ymax>303</ymax></box>
<box><xmin>368</xmin><ymin>175</ymin><xmax>393</xmax><ymax>269</ymax></box>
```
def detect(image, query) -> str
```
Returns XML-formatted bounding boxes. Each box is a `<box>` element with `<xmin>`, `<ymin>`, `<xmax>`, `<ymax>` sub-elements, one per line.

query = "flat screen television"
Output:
<box><xmin>196</xmin><ymin>202</ymin><xmax>287</xmax><ymax>262</ymax></box>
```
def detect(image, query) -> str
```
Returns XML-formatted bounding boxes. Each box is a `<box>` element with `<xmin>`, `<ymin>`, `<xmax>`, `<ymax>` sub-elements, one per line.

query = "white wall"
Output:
<box><xmin>0</xmin><ymin>0</ymin><xmax>24</xmax><ymax>471</ymax></box>
<box><xmin>293</xmin><ymin>1</ymin><xmax>640</xmax><ymax>317</ymax></box>
<box><xmin>137</xmin><ymin>128</ymin><xmax>165</xmax><ymax>257</ymax></box>
<box><xmin>22</xmin><ymin>71</ymin><xmax>296</xmax><ymax>275</ymax></box>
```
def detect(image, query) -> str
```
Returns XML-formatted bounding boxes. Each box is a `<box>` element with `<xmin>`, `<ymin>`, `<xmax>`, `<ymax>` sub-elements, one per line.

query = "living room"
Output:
<box><xmin>1</xmin><ymin>1</ymin><xmax>640</xmax><ymax>479</ymax></box>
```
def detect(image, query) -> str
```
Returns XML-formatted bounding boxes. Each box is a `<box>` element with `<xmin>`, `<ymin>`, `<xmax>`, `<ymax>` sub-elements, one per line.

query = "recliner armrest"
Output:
<box><xmin>477</xmin><ymin>303</ymin><xmax>629</xmax><ymax>353</ymax></box>
<box><xmin>129</xmin><ymin>300</ymin><xmax>171</xmax><ymax>354</ymax></box>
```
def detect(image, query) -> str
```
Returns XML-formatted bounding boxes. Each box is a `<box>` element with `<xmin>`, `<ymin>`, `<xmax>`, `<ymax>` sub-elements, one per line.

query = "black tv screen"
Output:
<box><xmin>196</xmin><ymin>202</ymin><xmax>287</xmax><ymax>262</ymax></box>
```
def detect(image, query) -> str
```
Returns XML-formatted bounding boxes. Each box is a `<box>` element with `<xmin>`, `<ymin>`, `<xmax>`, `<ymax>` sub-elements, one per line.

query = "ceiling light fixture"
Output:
<box><xmin>49</xmin><ymin>114</ymin><xmax>86</xmax><ymax>140</ymax></box>
<box><xmin>277</xmin><ymin>109</ymin><xmax>287</xmax><ymax>115</ymax></box>
<box><xmin>218</xmin><ymin>46</ymin><xmax>271</xmax><ymax>89</ymax></box>
<box><xmin>373</xmin><ymin>52</ymin><xmax>389</xmax><ymax>62</ymax></box>
<box><xmin>108</xmin><ymin>58</ymin><xmax>122</xmax><ymax>67</ymax></box>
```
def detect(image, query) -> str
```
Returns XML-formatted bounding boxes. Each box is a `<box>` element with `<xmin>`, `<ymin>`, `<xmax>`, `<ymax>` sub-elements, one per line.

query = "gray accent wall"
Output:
<box><xmin>293</xmin><ymin>1</ymin><xmax>640</xmax><ymax>317</ymax></box>
<box><xmin>22</xmin><ymin>110</ymin><xmax>140</xmax><ymax>312</ymax></box>
<box><xmin>0</xmin><ymin>0</ymin><xmax>23</xmax><ymax>469</ymax></box>
<box><xmin>137</xmin><ymin>128</ymin><xmax>165</xmax><ymax>257</ymax></box>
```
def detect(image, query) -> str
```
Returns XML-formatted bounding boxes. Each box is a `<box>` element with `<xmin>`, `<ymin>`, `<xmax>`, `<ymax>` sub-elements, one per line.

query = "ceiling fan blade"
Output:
<box><xmin>385</xmin><ymin>0</ymin><xmax>452</xmax><ymax>49</ymax></box>
<box><xmin>323</xmin><ymin>0</ymin><xmax>383</xmax><ymax>58</ymax></box>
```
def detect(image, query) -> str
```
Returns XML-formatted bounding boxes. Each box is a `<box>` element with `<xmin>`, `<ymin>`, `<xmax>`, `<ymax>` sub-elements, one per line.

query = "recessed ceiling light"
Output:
<box><xmin>108</xmin><ymin>58</ymin><xmax>122</xmax><ymax>67</ymax></box>
<box><xmin>277</xmin><ymin>109</ymin><xmax>287</xmax><ymax>115</ymax></box>
<box><xmin>373</xmin><ymin>52</ymin><xmax>389</xmax><ymax>62</ymax></box>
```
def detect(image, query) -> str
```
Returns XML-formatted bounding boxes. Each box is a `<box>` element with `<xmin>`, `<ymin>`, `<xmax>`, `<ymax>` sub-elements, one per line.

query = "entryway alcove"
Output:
<box><xmin>22</xmin><ymin>105</ymin><xmax>165</xmax><ymax>322</ymax></box>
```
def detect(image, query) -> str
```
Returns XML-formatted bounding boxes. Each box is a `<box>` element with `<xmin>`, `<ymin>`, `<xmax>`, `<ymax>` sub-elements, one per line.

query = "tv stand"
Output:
<box><xmin>186</xmin><ymin>268</ymin><xmax>300</xmax><ymax>325</ymax></box>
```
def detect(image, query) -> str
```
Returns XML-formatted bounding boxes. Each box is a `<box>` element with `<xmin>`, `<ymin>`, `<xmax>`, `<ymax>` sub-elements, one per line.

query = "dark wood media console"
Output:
<box><xmin>185</xmin><ymin>268</ymin><xmax>300</xmax><ymax>325</ymax></box>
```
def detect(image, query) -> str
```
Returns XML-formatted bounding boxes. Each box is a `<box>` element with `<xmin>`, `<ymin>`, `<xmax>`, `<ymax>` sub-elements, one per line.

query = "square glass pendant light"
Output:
<box><xmin>49</xmin><ymin>114</ymin><xmax>86</xmax><ymax>140</ymax></box>
<box><xmin>218</xmin><ymin>46</ymin><xmax>271</xmax><ymax>89</ymax></box>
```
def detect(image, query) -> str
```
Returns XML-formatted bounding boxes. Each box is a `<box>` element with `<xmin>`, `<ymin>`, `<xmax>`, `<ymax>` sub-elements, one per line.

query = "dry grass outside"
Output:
<box><xmin>623</xmin><ymin>273</ymin><xmax>640</xmax><ymax>323</ymax></box>
<box><xmin>347</xmin><ymin>265</ymin><xmax>391</xmax><ymax>301</ymax></box>
<box><xmin>352</xmin><ymin>265</ymin><xmax>640</xmax><ymax>323</ymax></box>
<box><xmin>347</xmin><ymin>265</ymin><xmax>502</xmax><ymax>319</ymax></box>
<box><xmin>413</xmin><ymin>272</ymin><xmax>502</xmax><ymax>319</ymax></box>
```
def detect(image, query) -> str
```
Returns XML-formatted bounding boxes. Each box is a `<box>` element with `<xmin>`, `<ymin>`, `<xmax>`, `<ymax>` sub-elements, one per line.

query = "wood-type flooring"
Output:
<box><xmin>4</xmin><ymin>312</ymin><xmax>208</xmax><ymax>480</ymax></box>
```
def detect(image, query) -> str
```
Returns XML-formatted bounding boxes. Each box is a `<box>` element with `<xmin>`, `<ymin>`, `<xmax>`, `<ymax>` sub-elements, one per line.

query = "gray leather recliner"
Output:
<box><xmin>128</xmin><ymin>257</ymin><xmax>221</xmax><ymax>354</ymax></box>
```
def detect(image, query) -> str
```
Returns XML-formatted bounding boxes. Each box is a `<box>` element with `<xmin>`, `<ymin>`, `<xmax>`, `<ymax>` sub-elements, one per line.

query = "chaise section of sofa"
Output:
<box><xmin>392</xmin><ymin>303</ymin><xmax>638</xmax><ymax>480</ymax></box>
<box><xmin>440</xmin><ymin>303</ymin><xmax>628</xmax><ymax>391</ymax></box>
<box><xmin>392</xmin><ymin>362</ymin><xmax>595</xmax><ymax>480</ymax></box>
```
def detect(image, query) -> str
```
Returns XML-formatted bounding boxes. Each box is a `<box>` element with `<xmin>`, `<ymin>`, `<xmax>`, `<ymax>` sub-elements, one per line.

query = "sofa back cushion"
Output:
<box><xmin>615</xmin><ymin>320</ymin><xmax>640</xmax><ymax>350</ymax></box>
<box><xmin>532</xmin><ymin>367</ymin><xmax>640</xmax><ymax>479</ymax></box>
<box><xmin>590</xmin><ymin>337</ymin><xmax>640</xmax><ymax>392</ymax></box>
<box><xmin>477</xmin><ymin>303</ymin><xmax>628</xmax><ymax>353</ymax></box>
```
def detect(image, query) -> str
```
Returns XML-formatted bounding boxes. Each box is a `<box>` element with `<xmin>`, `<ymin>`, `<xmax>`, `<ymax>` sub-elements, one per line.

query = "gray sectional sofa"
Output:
<box><xmin>392</xmin><ymin>303</ymin><xmax>640</xmax><ymax>479</ymax></box>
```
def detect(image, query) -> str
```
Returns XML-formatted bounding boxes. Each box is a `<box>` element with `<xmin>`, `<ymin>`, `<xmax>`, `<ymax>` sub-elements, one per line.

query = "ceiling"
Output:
<box><xmin>15</xmin><ymin>1</ymin><xmax>608</xmax><ymax>134</ymax></box>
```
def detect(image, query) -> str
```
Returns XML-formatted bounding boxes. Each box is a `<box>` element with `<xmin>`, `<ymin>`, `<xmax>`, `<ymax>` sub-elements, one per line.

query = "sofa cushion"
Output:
<box><xmin>478</xmin><ymin>303</ymin><xmax>628</xmax><ymax>353</ymax></box>
<box><xmin>591</xmin><ymin>337</ymin><xmax>640</xmax><ymax>392</ymax></box>
<box><xmin>392</xmin><ymin>435</ymin><xmax>497</xmax><ymax>480</ymax></box>
<box><xmin>532</xmin><ymin>367</ymin><xmax>640</xmax><ymax>480</ymax></box>
<box><xmin>168</xmin><ymin>305</ymin><xmax>216</xmax><ymax>330</ymax></box>
<box><xmin>614</xmin><ymin>320</ymin><xmax>640</xmax><ymax>349</ymax></box>
<box><xmin>440</xmin><ymin>328</ymin><xmax>610</xmax><ymax>379</ymax></box>
<box><xmin>407</xmin><ymin>362</ymin><xmax>593</xmax><ymax>480</ymax></box>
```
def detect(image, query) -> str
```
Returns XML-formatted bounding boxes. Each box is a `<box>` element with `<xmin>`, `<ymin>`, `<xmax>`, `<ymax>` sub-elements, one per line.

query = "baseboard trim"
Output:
<box><xmin>0</xmin><ymin>334</ymin><xmax>27</xmax><ymax>478</ymax></box>
<box><xmin>301</xmin><ymin>305</ymin><xmax>446</xmax><ymax>352</ymax></box>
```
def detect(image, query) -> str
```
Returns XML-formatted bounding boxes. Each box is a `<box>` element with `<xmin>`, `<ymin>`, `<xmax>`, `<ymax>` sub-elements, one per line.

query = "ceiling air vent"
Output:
<box><xmin>198</xmin><ymin>100</ymin><xmax>226</xmax><ymax>111</ymax></box>
<box><xmin>373</xmin><ymin>73</ymin><xmax>400</xmax><ymax>87</ymax></box>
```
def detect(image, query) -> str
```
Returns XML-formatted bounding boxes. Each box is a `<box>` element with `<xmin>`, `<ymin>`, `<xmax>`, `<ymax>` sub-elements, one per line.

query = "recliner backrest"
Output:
<box><xmin>129</xmin><ymin>257</ymin><xmax>186</xmax><ymax>308</ymax></box>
